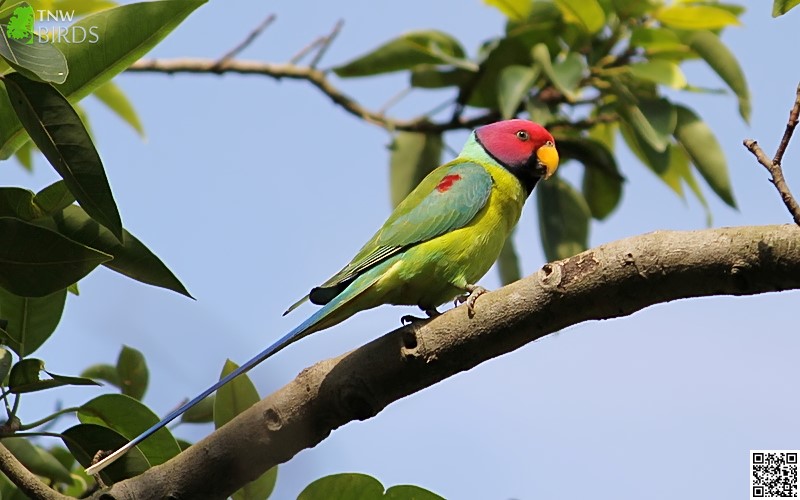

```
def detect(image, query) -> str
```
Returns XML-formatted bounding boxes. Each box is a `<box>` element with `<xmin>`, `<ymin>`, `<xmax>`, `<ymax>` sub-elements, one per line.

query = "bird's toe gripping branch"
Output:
<box><xmin>400</xmin><ymin>307</ymin><xmax>442</xmax><ymax>325</ymax></box>
<box><xmin>455</xmin><ymin>285</ymin><xmax>488</xmax><ymax>317</ymax></box>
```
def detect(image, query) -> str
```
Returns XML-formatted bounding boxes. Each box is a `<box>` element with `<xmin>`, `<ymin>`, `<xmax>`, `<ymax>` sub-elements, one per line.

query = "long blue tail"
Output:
<box><xmin>84</xmin><ymin>300</ymin><xmax>349</xmax><ymax>476</ymax></box>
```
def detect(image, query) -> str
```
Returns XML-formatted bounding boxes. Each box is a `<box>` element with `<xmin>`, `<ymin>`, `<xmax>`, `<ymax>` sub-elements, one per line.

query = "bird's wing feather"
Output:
<box><xmin>306</xmin><ymin>161</ymin><xmax>493</xmax><ymax>304</ymax></box>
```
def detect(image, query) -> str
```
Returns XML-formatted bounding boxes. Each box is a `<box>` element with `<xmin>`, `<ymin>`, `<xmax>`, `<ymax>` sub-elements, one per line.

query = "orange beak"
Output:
<box><xmin>536</xmin><ymin>144</ymin><xmax>559</xmax><ymax>180</ymax></box>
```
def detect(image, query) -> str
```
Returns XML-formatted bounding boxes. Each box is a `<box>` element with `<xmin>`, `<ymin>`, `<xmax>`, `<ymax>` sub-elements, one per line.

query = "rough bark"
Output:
<box><xmin>95</xmin><ymin>224</ymin><xmax>800</xmax><ymax>499</ymax></box>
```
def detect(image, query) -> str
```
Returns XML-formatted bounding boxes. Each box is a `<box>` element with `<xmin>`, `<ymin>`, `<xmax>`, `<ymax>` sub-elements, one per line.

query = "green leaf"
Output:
<box><xmin>583</xmin><ymin>167</ymin><xmax>623</xmax><ymax>220</ymax></box>
<box><xmin>8</xmin><ymin>358</ymin><xmax>99</xmax><ymax>393</ymax></box>
<box><xmin>612</xmin><ymin>0</ymin><xmax>660</xmax><ymax>18</ymax></box>
<box><xmin>619</xmin><ymin>121</ymin><xmax>682</xmax><ymax>195</ymax></box>
<box><xmin>628</xmin><ymin>60</ymin><xmax>687</xmax><ymax>89</ymax></box>
<box><xmin>33</xmin><ymin>180</ymin><xmax>74</xmax><ymax>216</ymax></box>
<box><xmin>655</xmin><ymin>5</ymin><xmax>741</xmax><ymax>29</ymax></box>
<box><xmin>78</xmin><ymin>393</ymin><xmax>180</xmax><ymax>467</ymax></box>
<box><xmin>682</xmin><ymin>30</ymin><xmax>750</xmax><ymax>122</ymax></box>
<box><xmin>483</xmin><ymin>0</ymin><xmax>532</xmax><ymax>20</ymax></box>
<box><xmin>0</xmin><ymin>0</ymin><xmax>207</xmax><ymax>159</ymax></box>
<box><xmin>673</xmin><ymin>104</ymin><xmax>736</xmax><ymax>207</ymax></box>
<box><xmin>0</xmin><ymin>287</ymin><xmax>65</xmax><ymax>356</ymax></box>
<box><xmin>37</xmin><ymin>204</ymin><xmax>192</xmax><ymax>297</ymax></box>
<box><xmin>62</xmin><ymin>423</ymin><xmax>150</xmax><ymax>485</ymax></box>
<box><xmin>385</xmin><ymin>485</ymin><xmax>445</xmax><ymax>500</ymax></box>
<box><xmin>619</xmin><ymin>100</ymin><xmax>672</xmax><ymax>153</ymax></box>
<box><xmin>496</xmin><ymin>236</ymin><xmax>521</xmax><ymax>285</ymax></box>
<box><xmin>465</xmin><ymin>37</ymin><xmax>539</xmax><ymax>108</ymax></box>
<box><xmin>214</xmin><ymin>359</ymin><xmax>260</xmax><ymax>429</ymax></box>
<box><xmin>0</xmin><ymin>216</ymin><xmax>111</xmax><ymax>297</ymax></box>
<box><xmin>180</xmin><ymin>394</ymin><xmax>214</xmax><ymax>424</ymax></box>
<box><xmin>497</xmin><ymin>64</ymin><xmax>539</xmax><ymax>119</ymax></box>
<box><xmin>555</xmin><ymin>136</ymin><xmax>623</xmax><ymax>180</ymax></box>
<box><xmin>630</xmin><ymin>27</ymin><xmax>686</xmax><ymax>53</ymax></box>
<box><xmin>116</xmin><ymin>345</ymin><xmax>148</xmax><ymax>400</ymax></box>
<box><xmin>773</xmin><ymin>0</ymin><xmax>800</xmax><ymax>16</ymax></box>
<box><xmin>3</xmin><ymin>72</ymin><xmax>123</xmax><ymax>239</ymax></box>
<box><xmin>554</xmin><ymin>0</ymin><xmax>605</xmax><ymax>33</ymax></box>
<box><xmin>555</xmin><ymin>136</ymin><xmax>623</xmax><ymax>220</ymax></box>
<box><xmin>333</xmin><ymin>31</ymin><xmax>469</xmax><ymax>77</ymax></box>
<box><xmin>80</xmin><ymin>363</ymin><xmax>120</xmax><ymax>388</ymax></box>
<box><xmin>531</xmin><ymin>43</ymin><xmax>579</xmax><ymax>101</ymax></box>
<box><xmin>0</xmin><ymin>186</ymin><xmax>40</xmax><ymax>219</ymax></box>
<box><xmin>234</xmin><ymin>467</ymin><xmax>278</xmax><ymax>500</ymax></box>
<box><xmin>537</xmin><ymin>177</ymin><xmax>591</xmax><ymax>261</ymax></box>
<box><xmin>409</xmin><ymin>66</ymin><xmax>471</xmax><ymax>89</ymax></box>
<box><xmin>0</xmin><ymin>3</ymin><xmax>68</xmax><ymax>83</ymax></box>
<box><xmin>299</xmin><ymin>473</ymin><xmax>384</xmax><ymax>500</ymax></box>
<box><xmin>551</xmin><ymin>52</ymin><xmax>584</xmax><ymax>93</ymax></box>
<box><xmin>526</xmin><ymin>99</ymin><xmax>556</xmax><ymax>127</ymax></box>
<box><xmin>670</xmin><ymin>143</ymin><xmax>712</xmax><ymax>225</ymax></box>
<box><xmin>299</xmin><ymin>474</ymin><xmax>442</xmax><ymax>500</ymax></box>
<box><xmin>389</xmin><ymin>132</ymin><xmax>443</xmax><ymax>207</ymax></box>
<box><xmin>13</xmin><ymin>138</ymin><xmax>32</xmax><ymax>170</ymax></box>
<box><xmin>3</xmin><ymin>437</ymin><xmax>73</xmax><ymax>484</ymax></box>
<box><xmin>93</xmin><ymin>81</ymin><xmax>144</xmax><ymax>136</ymax></box>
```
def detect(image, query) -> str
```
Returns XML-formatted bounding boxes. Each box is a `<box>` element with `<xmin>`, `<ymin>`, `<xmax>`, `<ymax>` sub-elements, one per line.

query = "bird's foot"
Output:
<box><xmin>424</xmin><ymin>307</ymin><xmax>441</xmax><ymax>318</ymax></box>
<box><xmin>401</xmin><ymin>307</ymin><xmax>441</xmax><ymax>325</ymax></box>
<box><xmin>401</xmin><ymin>314</ymin><xmax>426</xmax><ymax>325</ymax></box>
<box><xmin>455</xmin><ymin>285</ymin><xmax>488</xmax><ymax>317</ymax></box>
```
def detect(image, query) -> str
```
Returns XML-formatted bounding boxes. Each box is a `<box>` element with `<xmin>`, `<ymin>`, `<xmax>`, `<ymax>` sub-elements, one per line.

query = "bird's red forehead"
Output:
<box><xmin>475</xmin><ymin>119</ymin><xmax>554</xmax><ymax>168</ymax></box>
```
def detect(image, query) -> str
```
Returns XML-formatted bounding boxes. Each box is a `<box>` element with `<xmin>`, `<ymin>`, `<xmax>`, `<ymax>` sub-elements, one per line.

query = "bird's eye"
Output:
<box><xmin>516</xmin><ymin>130</ymin><xmax>529</xmax><ymax>141</ymax></box>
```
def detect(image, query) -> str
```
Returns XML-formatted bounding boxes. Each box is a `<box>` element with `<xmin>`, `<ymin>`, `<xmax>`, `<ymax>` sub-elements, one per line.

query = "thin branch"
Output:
<box><xmin>309</xmin><ymin>19</ymin><xmax>343</xmax><ymax>69</ymax></box>
<box><xmin>743</xmin><ymin>82</ymin><xmax>800</xmax><ymax>226</ymax></box>
<box><xmin>289</xmin><ymin>37</ymin><xmax>325</xmax><ymax>65</ymax></box>
<box><xmin>97</xmin><ymin>225</ymin><xmax>800</xmax><ymax>500</ymax></box>
<box><xmin>211</xmin><ymin>14</ymin><xmax>276</xmax><ymax>72</ymax></box>
<box><xmin>0</xmin><ymin>443</ymin><xmax>70</xmax><ymax>500</ymax></box>
<box><xmin>126</xmin><ymin>58</ymin><xmax>503</xmax><ymax>132</ymax></box>
<box><xmin>774</xmin><ymin>82</ymin><xmax>800</xmax><ymax>165</ymax></box>
<box><xmin>17</xmin><ymin>407</ymin><xmax>79</xmax><ymax>431</ymax></box>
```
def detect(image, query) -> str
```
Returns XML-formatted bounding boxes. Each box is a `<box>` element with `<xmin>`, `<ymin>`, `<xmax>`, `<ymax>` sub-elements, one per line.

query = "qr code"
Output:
<box><xmin>752</xmin><ymin>450</ymin><xmax>799</xmax><ymax>498</ymax></box>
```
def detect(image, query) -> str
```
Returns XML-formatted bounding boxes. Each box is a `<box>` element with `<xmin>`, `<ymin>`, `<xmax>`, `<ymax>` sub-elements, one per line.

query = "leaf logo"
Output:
<box><xmin>6</xmin><ymin>5</ymin><xmax>35</xmax><ymax>44</ymax></box>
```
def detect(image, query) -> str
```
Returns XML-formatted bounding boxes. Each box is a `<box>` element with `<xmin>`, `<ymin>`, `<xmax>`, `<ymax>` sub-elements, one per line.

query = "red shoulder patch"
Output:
<box><xmin>436</xmin><ymin>174</ymin><xmax>462</xmax><ymax>193</ymax></box>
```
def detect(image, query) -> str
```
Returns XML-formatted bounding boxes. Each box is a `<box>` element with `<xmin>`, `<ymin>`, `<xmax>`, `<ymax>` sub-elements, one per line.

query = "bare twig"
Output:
<box><xmin>211</xmin><ymin>14</ymin><xmax>276</xmax><ymax>71</ymax></box>
<box><xmin>126</xmin><ymin>58</ymin><xmax>502</xmax><ymax>132</ymax></box>
<box><xmin>289</xmin><ymin>37</ymin><xmax>325</xmax><ymax>65</ymax></box>
<box><xmin>743</xmin><ymin>83</ymin><xmax>800</xmax><ymax>226</ymax></box>
<box><xmin>774</xmin><ymin>83</ymin><xmax>800</xmax><ymax>165</ymax></box>
<box><xmin>309</xmin><ymin>19</ymin><xmax>344</xmax><ymax>69</ymax></box>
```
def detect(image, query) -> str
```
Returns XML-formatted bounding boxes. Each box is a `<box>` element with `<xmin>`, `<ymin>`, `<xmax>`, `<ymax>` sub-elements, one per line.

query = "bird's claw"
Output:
<box><xmin>401</xmin><ymin>314</ymin><xmax>426</xmax><ymax>325</ymax></box>
<box><xmin>455</xmin><ymin>285</ymin><xmax>488</xmax><ymax>317</ymax></box>
<box><xmin>401</xmin><ymin>307</ymin><xmax>441</xmax><ymax>325</ymax></box>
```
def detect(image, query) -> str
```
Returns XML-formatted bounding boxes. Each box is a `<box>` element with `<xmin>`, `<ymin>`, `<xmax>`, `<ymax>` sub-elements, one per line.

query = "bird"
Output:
<box><xmin>84</xmin><ymin>118</ymin><xmax>559</xmax><ymax>475</ymax></box>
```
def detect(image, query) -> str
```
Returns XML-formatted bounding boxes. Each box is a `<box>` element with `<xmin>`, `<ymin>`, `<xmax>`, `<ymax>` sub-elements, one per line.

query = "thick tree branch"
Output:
<box><xmin>744</xmin><ymin>82</ymin><xmax>800</xmax><ymax>226</ymax></box>
<box><xmin>0</xmin><ymin>443</ymin><xmax>69</xmax><ymax>500</ymax></box>
<box><xmin>96</xmin><ymin>224</ymin><xmax>800</xmax><ymax>500</ymax></box>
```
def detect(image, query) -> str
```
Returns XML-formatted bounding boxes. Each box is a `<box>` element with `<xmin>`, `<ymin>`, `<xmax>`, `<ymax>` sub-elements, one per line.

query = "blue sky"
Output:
<box><xmin>6</xmin><ymin>1</ymin><xmax>800</xmax><ymax>498</ymax></box>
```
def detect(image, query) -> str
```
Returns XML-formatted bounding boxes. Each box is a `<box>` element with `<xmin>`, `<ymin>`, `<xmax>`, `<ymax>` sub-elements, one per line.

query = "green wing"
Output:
<box><xmin>307</xmin><ymin>160</ymin><xmax>493</xmax><ymax>305</ymax></box>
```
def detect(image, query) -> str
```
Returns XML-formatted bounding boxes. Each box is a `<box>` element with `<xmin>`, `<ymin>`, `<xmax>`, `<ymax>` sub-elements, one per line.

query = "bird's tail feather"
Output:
<box><xmin>282</xmin><ymin>294</ymin><xmax>309</xmax><ymax>316</ymax></box>
<box><xmin>84</xmin><ymin>273</ymin><xmax>381</xmax><ymax>476</ymax></box>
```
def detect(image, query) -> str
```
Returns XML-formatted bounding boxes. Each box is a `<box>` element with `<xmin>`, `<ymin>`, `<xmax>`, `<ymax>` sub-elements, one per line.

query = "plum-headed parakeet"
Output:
<box><xmin>86</xmin><ymin>119</ymin><xmax>559</xmax><ymax>474</ymax></box>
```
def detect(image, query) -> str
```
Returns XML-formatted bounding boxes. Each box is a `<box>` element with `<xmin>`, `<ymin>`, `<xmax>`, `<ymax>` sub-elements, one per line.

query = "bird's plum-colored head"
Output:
<box><xmin>475</xmin><ymin>119</ymin><xmax>559</xmax><ymax>180</ymax></box>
